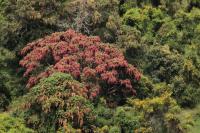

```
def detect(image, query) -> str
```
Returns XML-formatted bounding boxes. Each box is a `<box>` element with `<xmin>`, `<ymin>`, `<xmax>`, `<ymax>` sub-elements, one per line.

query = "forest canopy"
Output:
<box><xmin>0</xmin><ymin>0</ymin><xmax>200</xmax><ymax>133</ymax></box>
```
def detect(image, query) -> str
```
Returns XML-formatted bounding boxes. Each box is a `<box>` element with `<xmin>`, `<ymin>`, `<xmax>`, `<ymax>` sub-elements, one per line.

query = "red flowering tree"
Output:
<box><xmin>19</xmin><ymin>29</ymin><xmax>141</xmax><ymax>103</ymax></box>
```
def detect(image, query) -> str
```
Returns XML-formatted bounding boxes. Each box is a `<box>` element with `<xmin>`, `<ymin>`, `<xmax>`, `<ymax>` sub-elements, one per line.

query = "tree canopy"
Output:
<box><xmin>1</xmin><ymin>0</ymin><xmax>200</xmax><ymax>132</ymax></box>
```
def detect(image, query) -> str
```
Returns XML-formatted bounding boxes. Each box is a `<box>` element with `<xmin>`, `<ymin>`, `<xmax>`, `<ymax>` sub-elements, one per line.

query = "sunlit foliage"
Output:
<box><xmin>0</xmin><ymin>113</ymin><xmax>34</xmax><ymax>133</ymax></box>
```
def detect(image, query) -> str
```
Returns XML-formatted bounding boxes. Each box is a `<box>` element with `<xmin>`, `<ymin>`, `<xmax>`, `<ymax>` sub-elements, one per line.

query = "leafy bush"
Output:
<box><xmin>94</xmin><ymin>98</ymin><xmax>141</xmax><ymax>133</ymax></box>
<box><xmin>0</xmin><ymin>113</ymin><xmax>34</xmax><ymax>133</ymax></box>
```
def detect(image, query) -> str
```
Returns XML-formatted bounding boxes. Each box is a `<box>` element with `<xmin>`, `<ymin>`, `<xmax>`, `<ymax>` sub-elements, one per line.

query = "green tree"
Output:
<box><xmin>129</xmin><ymin>83</ymin><xmax>182</xmax><ymax>133</ymax></box>
<box><xmin>0</xmin><ymin>47</ymin><xmax>22</xmax><ymax>111</ymax></box>
<box><xmin>21</xmin><ymin>72</ymin><xmax>95</xmax><ymax>132</ymax></box>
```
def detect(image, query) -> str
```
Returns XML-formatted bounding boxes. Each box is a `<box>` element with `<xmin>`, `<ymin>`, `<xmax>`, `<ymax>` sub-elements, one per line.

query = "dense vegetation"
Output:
<box><xmin>0</xmin><ymin>0</ymin><xmax>200</xmax><ymax>132</ymax></box>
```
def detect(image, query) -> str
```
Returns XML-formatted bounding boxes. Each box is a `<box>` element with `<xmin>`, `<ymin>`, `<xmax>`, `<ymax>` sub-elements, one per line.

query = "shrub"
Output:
<box><xmin>0</xmin><ymin>113</ymin><xmax>34</xmax><ymax>133</ymax></box>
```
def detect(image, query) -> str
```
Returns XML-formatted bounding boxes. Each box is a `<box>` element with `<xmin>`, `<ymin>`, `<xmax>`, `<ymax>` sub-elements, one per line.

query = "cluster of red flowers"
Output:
<box><xmin>20</xmin><ymin>29</ymin><xmax>141</xmax><ymax>98</ymax></box>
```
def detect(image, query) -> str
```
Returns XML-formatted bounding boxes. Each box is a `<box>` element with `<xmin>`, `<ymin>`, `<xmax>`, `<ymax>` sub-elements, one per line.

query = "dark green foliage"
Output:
<box><xmin>146</xmin><ymin>45</ymin><xmax>183</xmax><ymax>83</ymax></box>
<box><xmin>0</xmin><ymin>0</ymin><xmax>71</xmax><ymax>50</ymax></box>
<box><xmin>134</xmin><ymin>75</ymin><xmax>154</xmax><ymax>99</ymax></box>
<box><xmin>117</xmin><ymin>25</ymin><xmax>145</xmax><ymax>68</ymax></box>
<box><xmin>0</xmin><ymin>94</ymin><xmax>9</xmax><ymax>112</ymax></box>
<box><xmin>113</xmin><ymin>107</ymin><xmax>141</xmax><ymax>132</ymax></box>
<box><xmin>94</xmin><ymin>98</ymin><xmax>141</xmax><ymax>132</ymax></box>
<box><xmin>0</xmin><ymin>47</ymin><xmax>22</xmax><ymax>111</ymax></box>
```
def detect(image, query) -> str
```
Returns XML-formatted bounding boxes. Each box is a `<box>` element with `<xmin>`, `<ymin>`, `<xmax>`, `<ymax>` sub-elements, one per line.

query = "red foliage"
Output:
<box><xmin>20</xmin><ymin>29</ymin><xmax>141</xmax><ymax>98</ymax></box>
